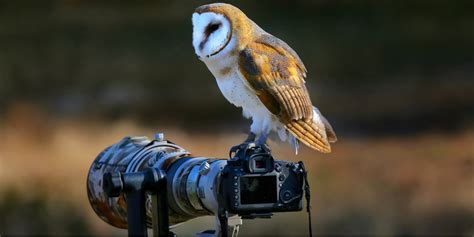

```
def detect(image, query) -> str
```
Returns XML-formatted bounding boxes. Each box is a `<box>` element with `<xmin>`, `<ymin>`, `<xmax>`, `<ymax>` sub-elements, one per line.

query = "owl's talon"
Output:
<box><xmin>229</xmin><ymin>140</ymin><xmax>255</xmax><ymax>158</ymax></box>
<box><xmin>229</xmin><ymin>143</ymin><xmax>244</xmax><ymax>158</ymax></box>
<box><xmin>255</xmin><ymin>142</ymin><xmax>270</xmax><ymax>152</ymax></box>
<box><xmin>256</xmin><ymin>133</ymin><xmax>269</xmax><ymax>146</ymax></box>
<box><xmin>244</xmin><ymin>132</ymin><xmax>256</xmax><ymax>143</ymax></box>
<box><xmin>229</xmin><ymin>141</ymin><xmax>272</xmax><ymax>159</ymax></box>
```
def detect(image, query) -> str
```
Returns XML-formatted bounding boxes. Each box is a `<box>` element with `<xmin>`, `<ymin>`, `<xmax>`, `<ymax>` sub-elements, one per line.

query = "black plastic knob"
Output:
<box><xmin>103</xmin><ymin>172</ymin><xmax>123</xmax><ymax>197</ymax></box>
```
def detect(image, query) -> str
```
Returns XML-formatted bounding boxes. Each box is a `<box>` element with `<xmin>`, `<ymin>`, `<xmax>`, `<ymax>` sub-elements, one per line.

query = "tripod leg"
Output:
<box><xmin>152</xmin><ymin>189</ymin><xmax>170</xmax><ymax>237</ymax></box>
<box><xmin>126</xmin><ymin>190</ymin><xmax>148</xmax><ymax>237</ymax></box>
<box><xmin>218</xmin><ymin>211</ymin><xmax>229</xmax><ymax>237</ymax></box>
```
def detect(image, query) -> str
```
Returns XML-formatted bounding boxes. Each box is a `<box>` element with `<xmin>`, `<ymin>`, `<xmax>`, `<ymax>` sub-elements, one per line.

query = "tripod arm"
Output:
<box><xmin>103</xmin><ymin>168</ymin><xmax>170</xmax><ymax>237</ymax></box>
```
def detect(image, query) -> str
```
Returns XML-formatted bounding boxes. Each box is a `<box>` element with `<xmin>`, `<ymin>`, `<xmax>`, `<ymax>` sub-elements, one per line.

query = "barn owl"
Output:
<box><xmin>192</xmin><ymin>3</ymin><xmax>337</xmax><ymax>153</ymax></box>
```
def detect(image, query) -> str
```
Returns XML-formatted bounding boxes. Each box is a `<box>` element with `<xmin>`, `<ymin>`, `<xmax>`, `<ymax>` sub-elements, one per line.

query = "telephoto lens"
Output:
<box><xmin>86</xmin><ymin>133</ymin><xmax>227</xmax><ymax>229</ymax></box>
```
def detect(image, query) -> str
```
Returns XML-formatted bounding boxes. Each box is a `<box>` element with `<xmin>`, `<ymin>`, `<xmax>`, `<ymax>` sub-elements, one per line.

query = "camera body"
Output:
<box><xmin>221</xmin><ymin>143</ymin><xmax>304</xmax><ymax>215</ymax></box>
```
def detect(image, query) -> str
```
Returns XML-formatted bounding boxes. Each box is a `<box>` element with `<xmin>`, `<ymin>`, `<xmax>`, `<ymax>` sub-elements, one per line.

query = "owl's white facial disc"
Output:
<box><xmin>192</xmin><ymin>12</ymin><xmax>231</xmax><ymax>59</ymax></box>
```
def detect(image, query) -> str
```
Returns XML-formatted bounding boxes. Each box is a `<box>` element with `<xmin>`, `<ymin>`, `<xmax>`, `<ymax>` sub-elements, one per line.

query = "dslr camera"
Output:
<box><xmin>221</xmin><ymin>143</ymin><xmax>305</xmax><ymax>216</ymax></box>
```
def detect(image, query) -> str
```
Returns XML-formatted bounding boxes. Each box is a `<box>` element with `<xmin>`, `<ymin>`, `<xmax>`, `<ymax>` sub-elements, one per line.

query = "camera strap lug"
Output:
<box><xmin>298</xmin><ymin>161</ymin><xmax>313</xmax><ymax>237</ymax></box>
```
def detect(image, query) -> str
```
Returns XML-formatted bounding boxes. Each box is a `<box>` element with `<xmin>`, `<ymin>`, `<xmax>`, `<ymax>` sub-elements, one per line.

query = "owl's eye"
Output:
<box><xmin>206</xmin><ymin>23</ymin><xmax>221</xmax><ymax>35</ymax></box>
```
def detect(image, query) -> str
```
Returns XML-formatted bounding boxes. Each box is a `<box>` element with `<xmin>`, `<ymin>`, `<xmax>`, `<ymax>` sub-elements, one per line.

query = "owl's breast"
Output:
<box><xmin>203</xmin><ymin>54</ymin><xmax>268</xmax><ymax>117</ymax></box>
<box><xmin>214</xmin><ymin>70</ymin><xmax>259</xmax><ymax>109</ymax></box>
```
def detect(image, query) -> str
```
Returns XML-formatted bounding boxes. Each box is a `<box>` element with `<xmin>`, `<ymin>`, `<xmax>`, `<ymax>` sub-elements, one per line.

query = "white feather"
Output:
<box><xmin>214</xmin><ymin>69</ymin><xmax>288</xmax><ymax>145</ymax></box>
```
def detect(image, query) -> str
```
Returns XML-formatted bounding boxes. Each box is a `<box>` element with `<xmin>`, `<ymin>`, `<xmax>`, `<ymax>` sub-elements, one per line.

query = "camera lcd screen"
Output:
<box><xmin>240</xmin><ymin>176</ymin><xmax>277</xmax><ymax>204</ymax></box>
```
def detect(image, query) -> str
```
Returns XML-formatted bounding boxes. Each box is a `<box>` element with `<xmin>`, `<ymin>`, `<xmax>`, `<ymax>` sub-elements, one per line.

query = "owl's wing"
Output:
<box><xmin>238</xmin><ymin>34</ymin><xmax>333</xmax><ymax>153</ymax></box>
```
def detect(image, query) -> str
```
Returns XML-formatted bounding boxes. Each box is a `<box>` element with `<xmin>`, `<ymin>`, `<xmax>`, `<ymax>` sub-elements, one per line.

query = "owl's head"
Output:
<box><xmin>192</xmin><ymin>3</ymin><xmax>253</xmax><ymax>60</ymax></box>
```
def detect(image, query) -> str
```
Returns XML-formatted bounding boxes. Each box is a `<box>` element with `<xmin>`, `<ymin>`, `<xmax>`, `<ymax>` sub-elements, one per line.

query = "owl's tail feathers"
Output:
<box><xmin>314</xmin><ymin>106</ymin><xmax>338</xmax><ymax>143</ymax></box>
<box><xmin>285</xmin><ymin>107</ymin><xmax>337</xmax><ymax>153</ymax></box>
<box><xmin>286</xmin><ymin>120</ymin><xmax>331</xmax><ymax>153</ymax></box>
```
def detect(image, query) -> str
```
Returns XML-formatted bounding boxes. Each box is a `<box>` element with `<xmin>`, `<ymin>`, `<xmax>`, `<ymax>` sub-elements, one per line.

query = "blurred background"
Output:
<box><xmin>0</xmin><ymin>0</ymin><xmax>473</xmax><ymax>236</ymax></box>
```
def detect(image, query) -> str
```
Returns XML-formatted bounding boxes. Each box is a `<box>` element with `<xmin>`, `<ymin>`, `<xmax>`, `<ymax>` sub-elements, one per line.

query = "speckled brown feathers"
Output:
<box><xmin>239</xmin><ymin>39</ymin><xmax>312</xmax><ymax>121</ymax></box>
<box><xmin>238</xmin><ymin>35</ymin><xmax>332</xmax><ymax>153</ymax></box>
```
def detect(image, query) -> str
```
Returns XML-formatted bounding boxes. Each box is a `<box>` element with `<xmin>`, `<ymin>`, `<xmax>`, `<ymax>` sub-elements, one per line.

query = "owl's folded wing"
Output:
<box><xmin>238</xmin><ymin>34</ymin><xmax>333</xmax><ymax>153</ymax></box>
